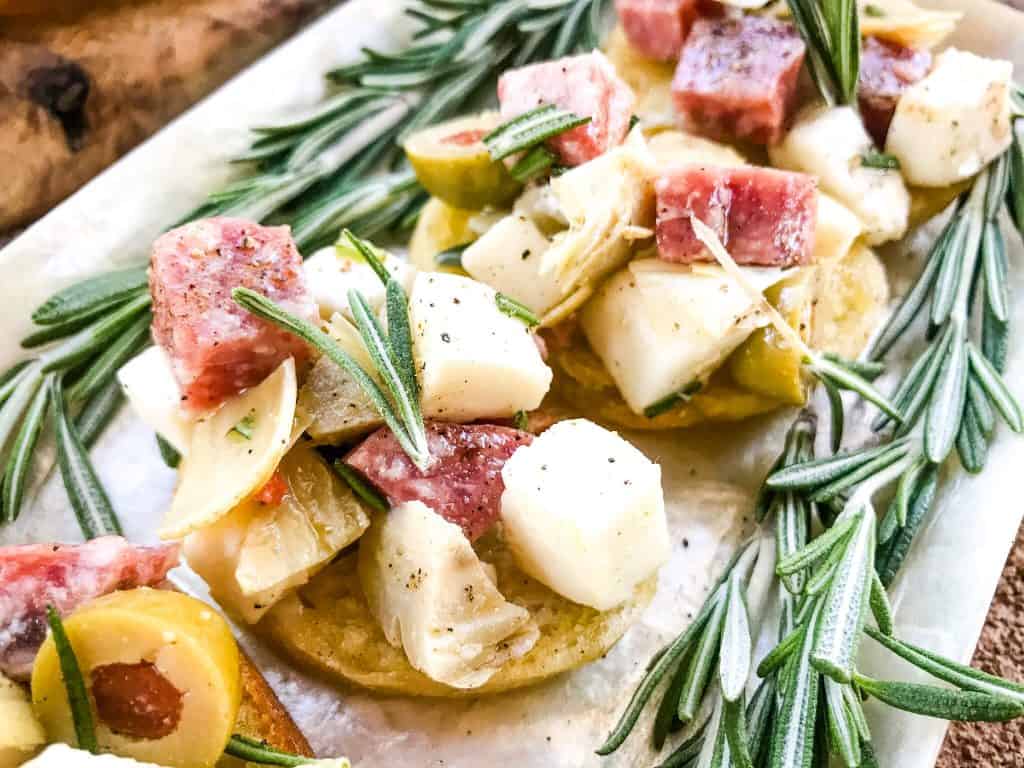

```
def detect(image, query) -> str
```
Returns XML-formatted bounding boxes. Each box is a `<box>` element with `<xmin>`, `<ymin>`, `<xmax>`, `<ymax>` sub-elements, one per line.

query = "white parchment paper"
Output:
<box><xmin>1</xmin><ymin>1</ymin><xmax>1023</xmax><ymax>766</ymax></box>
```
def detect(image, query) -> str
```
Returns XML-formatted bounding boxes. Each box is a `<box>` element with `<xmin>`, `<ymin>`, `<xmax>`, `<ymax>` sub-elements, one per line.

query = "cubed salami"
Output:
<box><xmin>615</xmin><ymin>0</ymin><xmax>699</xmax><ymax>62</ymax></box>
<box><xmin>149</xmin><ymin>217</ymin><xmax>316</xmax><ymax>412</ymax></box>
<box><xmin>498</xmin><ymin>51</ymin><xmax>635</xmax><ymax>166</ymax></box>
<box><xmin>655</xmin><ymin>165</ymin><xmax>817</xmax><ymax>267</ymax></box>
<box><xmin>0</xmin><ymin>537</ymin><xmax>180</xmax><ymax>680</ymax></box>
<box><xmin>345</xmin><ymin>422</ymin><xmax>533</xmax><ymax>542</ymax></box>
<box><xmin>671</xmin><ymin>17</ymin><xmax>805</xmax><ymax>145</ymax></box>
<box><xmin>858</xmin><ymin>36</ymin><xmax>932</xmax><ymax>147</ymax></box>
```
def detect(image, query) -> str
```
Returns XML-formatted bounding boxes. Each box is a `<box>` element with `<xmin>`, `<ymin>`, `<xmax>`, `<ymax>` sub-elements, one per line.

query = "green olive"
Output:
<box><xmin>403</xmin><ymin>113</ymin><xmax>521</xmax><ymax>210</ymax></box>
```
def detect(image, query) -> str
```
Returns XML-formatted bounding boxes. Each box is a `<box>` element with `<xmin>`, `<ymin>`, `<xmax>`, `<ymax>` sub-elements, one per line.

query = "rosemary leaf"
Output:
<box><xmin>40</xmin><ymin>293</ymin><xmax>152</xmax><ymax>374</ymax></box>
<box><xmin>768</xmin><ymin>602</ymin><xmax>820</xmax><ymax>768</ymax></box>
<box><xmin>75</xmin><ymin>378</ymin><xmax>124</xmax><ymax>449</ymax></box>
<box><xmin>32</xmin><ymin>267</ymin><xmax>148</xmax><ymax>326</ymax></box>
<box><xmin>821</xmin><ymin>376</ymin><xmax>844</xmax><ymax>454</ymax></box>
<box><xmin>864</xmin><ymin>627</ymin><xmax>1024</xmax><ymax>703</ymax></box>
<box><xmin>982</xmin><ymin>221</ymin><xmax>1010</xmax><ymax>322</ymax></box>
<box><xmin>1</xmin><ymin>376</ymin><xmax>51</xmax><ymax>523</ymax></box>
<box><xmin>811</xmin><ymin>509</ymin><xmax>874</xmax><ymax>683</ymax></box>
<box><xmin>677</xmin><ymin>589</ymin><xmax>728</xmax><ymax>722</ymax></box>
<box><xmin>876</xmin><ymin>463</ymin><xmax>939</xmax><ymax>586</ymax></box>
<box><xmin>341</xmin><ymin>228</ymin><xmax>391</xmax><ymax>285</ymax></box>
<box><xmin>853</xmin><ymin>674</ymin><xmax>1024</xmax><ymax>722</ymax></box>
<box><xmin>891</xmin><ymin>325</ymin><xmax>955</xmax><ymax>435</ymax></box>
<box><xmin>767</xmin><ymin>439</ymin><xmax>909</xmax><ymax>492</ymax></box>
<box><xmin>652</xmin><ymin>659</ymin><xmax>691</xmax><ymax>750</ymax></box>
<box><xmin>597</xmin><ymin>586</ymin><xmax>720</xmax><ymax>754</ymax></box>
<box><xmin>52</xmin><ymin>378</ymin><xmax>123</xmax><ymax>539</ymax></box>
<box><xmin>719</xmin><ymin>573</ymin><xmax>752</xmax><ymax>703</ymax></box>
<box><xmin>957</xmin><ymin>402</ymin><xmax>988</xmax><ymax>474</ymax></box>
<box><xmin>332</xmin><ymin>460</ymin><xmax>389</xmax><ymax>514</ymax></box>
<box><xmin>982</xmin><ymin>295</ymin><xmax>1010</xmax><ymax>373</ymax></box>
<box><xmin>776</xmin><ymin>513</ymin><xmax>856</xmax><ymax>577</ymax></box>
<box><xmin>860</xmin><ymin>151</ymin><xmax>900</xmax><ymax>170</ymax></box>
<box><xmin>495</xmin><ymin>292</ymin><xmax>541</xmax><ymax>327</ymax></box>
<box><xmin>745</xmin><ymin>678</ymin><xmax>775</xmax><ymax>766</ymax></box>
<box><xmin>484</xmin><ymin>104</ymin><xmax>590</xmax><ymax>160</ymax></box>
<box><xmin>756</xmin><ymin>625</ymin><xmax>803</xmax><ymax>678</ymax></box>
<box><xmin>434</xmin><ymin>244</ymin><xmax>468</xmax><ymax>269</ymax></box>
<box><xmin>804</xmin><ymin>539</ymin><xmax>847</xmax><ymax>597</ymax></box>
<box><xmin>809</xmin><ymin>440</ymin><xmax>912</xmax><ymax>504</ymax></box>
<box><xmin>156</xmin><ymin>434</ymin><xmax>181</xmax><ymax>469</ymax></box>
<box><xmin>808</xmin><ymin>355</ymin><xmax>903</xmax><ymax>424</ymax></box>
<box><xmin>67</xmin><ymin>312</ymin><xmax>152</xmax><ymax>403</ymax></box>
<box><xmin>823</xmin><ymin>678</ymin><xmax>861</xmax><ymax>768</ymax></box>
<box><xmin>509</xmin><ymin>145</ymin><xmax>557</xmax><ymax>183</ymax></box>
<box><xmin>822</xmin><ymin>353</ymin><xmax>885</xmax><ymax>381</ymax></box>
<box><xmin>1008</xmin><ymin>127</ymin><xmax>1024</xmax><ymax>232</ymax></box>
<box><xmin>776</xmin><ymin>492</ymin><xmax>808</xmax><ymax>594</ymax></box>
<box><xmin>0</xmin><ymin>361</ymin><xmax>30</xmax><ymax>405</ymax></box>
<box><xmin>723</xmin><ymin>697</ymin><xmax>754</xmax><ymax>768</ymax></box>
<box><xmin>869</xmin><ymin>568</ymin><xmax>894</xmax><ymax>635</ymax></box>
<box><xmin>644</xmin><ymin>381</ymin><xmax>702</xmax><ymax>419</ymax></box>
<box><xmin>924</xmin><ymin>331</ymin><xmax>969</xmax><ymax>463</ymax></box>
<box><xmin>224</xmin><ymin>733</ymin><xmax>334</xmax><ymax>766</ymax></box>
<box><xmin>929</xmin><ymin>206</ymin><xmax>972</xmax><ymax>328</ymax></box>
<box><xmin>21</xmin><ymin>311</ymin><xmax>108</xmax><ymax>350</ymax></box>
<box><xmin>968</xmin><ymin>369</ymin><xmax>997</xmax><ymax>435</ymax></box>
<box><xmin>967</xmin><ymin>342</ymin><xmax>1024</xmax><ymax>432</ymax></box>
<box><xmin>656</xmin><ymin>720</ymin><xmax>707</xmax><ymax>768</ymax></box>
<box><xmin>46</xmin><ymin>606</ymin><xmax>98</xmax><ymax>753</ymax></box>
<box><xmin>0</xmin><ymin>363</ymin><xmax>44</xmax><ymax>465</ymax></box>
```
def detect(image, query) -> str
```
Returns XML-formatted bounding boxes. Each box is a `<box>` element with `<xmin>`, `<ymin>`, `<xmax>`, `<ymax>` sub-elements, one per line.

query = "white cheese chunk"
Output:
<box><xmin>116</xmin><ymin>346</ymin><xmax>195</xmax><ymax>455</ymax></box>
<box><xmin>22</xmin><ymin>744</ymin><xmax>164</xmax><ymax>767</ymax></box>
<box><xmin>303</xmin><ymin>245</ymin><xmax>415</xmax><ymax>321</ymax></box>
<box><xmin>500</xmin><ymin>419</ymin><xmax>669</xmax><ymax>610</ymax></box>
<box><xmin>357</xmin><ymin>500</ymin><xmax>539</xmax><ymax>689</ymax></box>
<box><xmin>409</xmin><ymin>271</ymin><xmax>552</xmax><ymax>422</ymax></box>
<box><xmin>461</xmin><ymin>215</ymin><xmax>563</xmax><ymax>316</ymax></box>
<box><xmin>580</xmin><ymin>260</ymin><xmax>789</xmax><ymax>415</ymax></box>
<box><xmin>814</xmin><ymin>193</ymin><xmax>863</xmax><ymax>264</ymax></box>
<box><xmin>770</xmin><ymin>105</ymin><xmax>910</xmax><ymax>245</ymax></box>
<box><xmin>886</xmin><ymin>48</ymin><xmax>1013</xmax><ymax>187</ymax></box>
<box><xmin>0</xmin><ymin>672</ymin><xmax>45</xmax><ymax>767</ymax></box>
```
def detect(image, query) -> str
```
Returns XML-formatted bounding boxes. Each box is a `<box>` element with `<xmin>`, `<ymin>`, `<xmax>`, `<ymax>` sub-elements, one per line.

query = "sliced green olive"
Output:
<box><xmin>403</xmin><ymin>113</ymin><xmax>522</xmax><ymax>210</ymax></box>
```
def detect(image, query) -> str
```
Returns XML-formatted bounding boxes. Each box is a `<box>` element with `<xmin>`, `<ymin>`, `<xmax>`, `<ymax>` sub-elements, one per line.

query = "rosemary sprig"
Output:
<box><xmin>786</xmin><ymin>0</ymin><xmax>859</xmax><ymax>106</ymax></box>
<box><xmin>495</xmin><ymin>291</ymin><xmax>541</xmax><ymax>327</ymax></box>
<box><xmin>46</xmin><ymin>606</ymin><xmax>98</xmax><ymax>754</ymax></box>
<box><xmin>483</xmin><ymin>104</ymin><xmax>590</xmax><ymax>160</ymax></box>
<box><xmin>225</xmin><ymin>734</ymin><xmax>350</xmax><ymax>766</ymax></box>
<box><xmin>0</xmin><ymin>0</ymin><xmax>608</xmax><ymax>530</ymax></box>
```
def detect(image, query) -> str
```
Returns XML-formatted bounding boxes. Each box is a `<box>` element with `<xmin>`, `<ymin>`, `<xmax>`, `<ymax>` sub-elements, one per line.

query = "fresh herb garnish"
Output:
<box><xmin>483</xmin><ymin>104</ymin><xmax>591</xmax><ymax>161</ymax></box>
<box><xmin>864</xmin><ymin>2</ymin><xmax>886</xmax><ymax>15</ymax></box>
<box><xmin>509</xmin><ymin>146</ymin><xmax>558</xmax><ymax>184</ymax></box>
<box><xmin>225</xmin><ymin>733</ymin><xmax>350</xmax><ymax>766</ymax></box>
<box><xmin>46</xmin><ymin>606</ymin><xmax>98</xmax><ymax>754</ymax></box>
<box><xmin>513</xmin><ymin>409</ymin><xmax>530</xmax><ymax>431</ymax></box>
<box><xmin>332</xmin><ymin>459</ymin><xmax>389</xmax><ymax>514</ymax></box>
<box><xmin>495</xmin><ymin>292</ymin><xmax>541</xmax><ymax>327</ymax></box>
<box><xmin>786</xmin><ymin>0</ymin><xmax>860</xmax><ymax>106</ymax></box>
<box><xmin>643</xmin><ymin>381</ymin><xmax>702</xmax><ymax>419</ymax></box>
<box><xmin>156</xmin><ymin>434</ymin><xmax>182</xmax><ymax>469</ymax></box>
<box><xmin>861</xmin><ymin>150</ymin><xmax>901</xmax><ymax>170</ymax></box>
<box><xmin>434</xmin><ymin>244</ymin><xmax>469</xmax><ymax>269</ymax></box>
<box><xmin>229</xmin><ymin>410</ymin><xmax>258</xmax><ymax>441</ymax></box>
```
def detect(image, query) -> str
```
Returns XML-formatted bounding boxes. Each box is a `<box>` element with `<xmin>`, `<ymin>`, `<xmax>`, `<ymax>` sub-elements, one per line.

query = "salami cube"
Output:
<box><xmin>655</xmin><ymin>164</ymin><xmax>818</xmax><ymax>267</ymax></box>
<box><xmin>345</xmin><ymin>422</ymin><xmax>533</xmax><ymax>542</ymax></box>
<box><xmin>858</xmin><ymin>36</ymin><xmax>932</xmax><ymax>147</ymax></box>
<box><xmin>149</xmin><ymin>217</ymin><xmax>317</xmax><ymax>411</ymax></box>
<box><xmin>671</xmin><ymin>17</ymin><xmax>805</xmax><ymax>145</ymax></box>
<box><xmin>615</xmin><ymin>0</ymin><xmax>699</xmax><ymax>62</ymax></box>
<box><xmin>0</xmin><ymin>537</ymin><xmax>180</xmax><ymax>680</ymax></box>
<box><xmin>500</xmin><ymin>419</ymin><xmax>669</xmax><ymax>611</ymax></box>
<box><xmin>498</xmin><ymin>51</ymin><xmax>636</xmax><ymax>166</ymax></box>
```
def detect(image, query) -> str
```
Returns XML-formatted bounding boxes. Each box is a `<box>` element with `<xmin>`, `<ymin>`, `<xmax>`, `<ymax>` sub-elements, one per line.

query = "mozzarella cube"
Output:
<box><xmin>887</xmin><ymin>48</ymin><xmax>1013</xmax><ymax>187</ymax></box>
<box><xmin>303</xmin><ymin>245</ymin><xmax>415</xmax><ymax>321</ymax></box>
<box><xmin>461</xmin><ymin>215</ymin><xmax>564</xmax><ymax>316</ymax></box>
<box><xmin>500</xmin><ymin>419</ymin><xmax>668</xmax><ymax>610</ymax></box>
<box><xmin>770</xmin><ymin>105</ymin><xmax>910</xmax><ymax>245</ymax></box>
<box><xmin>581</xmin><ymin>260</ymin><xmax>789</xmax><ymax>414</ymax></box>
<box><xmin>409</xmin><ymin>271</ymin><xmax>552</xmax><ymax>422</ymax></box>
<box><xmin>814</xmin><ymin>193</ymin><xmax>863</xmax><ymax>264</ymax></box>
<box><xmin>117</xmin><ymin>346</ymin><xmax>195</xmax><ymax>454</ymax></box>
<box><xmin>358</xmin><ymin>500</ymin><xmax>538</xmax><ymax>689</ymax></box>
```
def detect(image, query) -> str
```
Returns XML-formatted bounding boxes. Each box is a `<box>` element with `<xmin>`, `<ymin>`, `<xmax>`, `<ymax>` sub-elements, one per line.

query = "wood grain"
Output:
<box><xmin>0</xmin><ymin>0</ymin><xmax>337</xmax><ymax>232</ymax></box>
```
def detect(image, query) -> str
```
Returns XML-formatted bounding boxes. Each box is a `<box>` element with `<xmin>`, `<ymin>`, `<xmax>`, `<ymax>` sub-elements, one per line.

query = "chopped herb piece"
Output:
<box><xmin>332</xmin><ymin>460</ymin><xmax>389</xmax><ymax>513</ymax></box>
<box><xmin>495</xmin><ymin>292</ymin><xmax>540</xmax><ymax>328</ymax></box>
<box><xmin>46</xmin><ymin>606</ymin><xmax>98</xmax><ymax>753</ymax></box>
<box><xmin>509</xmin><ymin>146</ymin><xmax>557</xmax><ymax>183</ymax></box>
<box><xmin>483</xmin><ymin>104</ymin><xmax>590</xmax><ymax>161</ymax></box>
<box><xmin>435</xmin><ymin>244</ymin><xmax>468</xmax><ymax>269</ymax></box>
<box><xmin>864</xmin><ymin>3</ymin><xmax>886</xmax><ymax>16</ymax></box>
<box><xmin>643</xmin><ymin>381</ymin><xmax>703</xmax><ymax>419</ymax></box>
<box><xmin>628</xmin><ymin>114</ymin><xmax>640</xmax><ymax>131</ymax></box>
<box><xmin>861</xmin><ymin>151</ymin><xmax>901</xmax><ymax>170</ymax></box>
<box><xmin>156</xmin><ymin>434</ymin><xmax>181</xmax><ymax>468</ymax></box>
<box><xmin>229</xmin><ymin>410</ymin><xmax>257</xmax><ymax>441</ymax></box>
<box><xmin>513</xmin><ymin>409</ymin><xmax>530</xmax><ymax>431</ymax></box>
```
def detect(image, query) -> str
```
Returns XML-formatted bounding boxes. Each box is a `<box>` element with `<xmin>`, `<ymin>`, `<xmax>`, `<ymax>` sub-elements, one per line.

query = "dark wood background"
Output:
<box><xmin>0</xmin><ymin>1</ymin><xmax>1020</xmax><ymax>763</ymax></box>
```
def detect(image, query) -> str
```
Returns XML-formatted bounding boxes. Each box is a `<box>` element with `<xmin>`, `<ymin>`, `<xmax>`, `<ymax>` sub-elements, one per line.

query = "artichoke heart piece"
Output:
<box><xmin>404</xmin><ymin>113</ymin><xmax>522</xmax><ymax>211</ymax></box>
<box><xmin>357</xmin><ymin>500</ymin><xmax>539</xmax><ymax>690</ymax></box>
<box><xmin>184</xmin><ymin>440</ymin><xmax>370</xmax><ymax>625</ymax></box>
<box><xmin>857</xmin><ymin>0</ymin><xmax>961</xmax><ymax>49</ymax></box>
<box><xmin>31</xmin><ymin>590</ymin><xmax>241</xmax><ymax>768</ymax></box>
<box><xmin>159</xmin><ymin>358</ymin><xmax>297</xmax><ymax>540</ymax></box>
<box><xmin>541</xmin><ymin>130</ymin><xmax>656</xmax><ymax>298</ymax></box>
<box><xmin>300</xmin><ymin>353</ymin><xmax>382</xmax><ymax>445</ymax></box>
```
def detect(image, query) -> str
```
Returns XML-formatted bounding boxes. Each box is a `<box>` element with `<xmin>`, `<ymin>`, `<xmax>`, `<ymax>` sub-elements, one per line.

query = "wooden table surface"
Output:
<box><xmin>1</xmin><ymin>1</ymin><xmax>1021</xmax><ymax>764</ymax></box>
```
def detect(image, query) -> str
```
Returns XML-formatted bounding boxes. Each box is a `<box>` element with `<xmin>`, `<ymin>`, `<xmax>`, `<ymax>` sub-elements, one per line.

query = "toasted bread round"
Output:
<box><xmin>257</xmin><ymin>533</ymin><xmax>656</xmax><ymax>697</ymax></box>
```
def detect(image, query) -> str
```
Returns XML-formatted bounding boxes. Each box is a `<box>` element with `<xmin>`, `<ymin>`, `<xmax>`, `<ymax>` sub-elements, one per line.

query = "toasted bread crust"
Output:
<box><xmin>235</xmin><ymin>651</ymin><xmax>313</xmax><ymax>758</ymax></box>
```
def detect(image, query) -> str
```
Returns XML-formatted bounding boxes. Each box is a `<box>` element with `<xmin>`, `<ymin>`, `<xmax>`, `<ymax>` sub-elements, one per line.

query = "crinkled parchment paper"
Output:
<box><xmin>1</xmin><ymin>1</ymin><xmax>1023</xmax><ymax>765</ymax></box>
